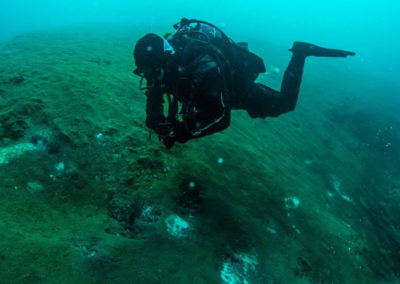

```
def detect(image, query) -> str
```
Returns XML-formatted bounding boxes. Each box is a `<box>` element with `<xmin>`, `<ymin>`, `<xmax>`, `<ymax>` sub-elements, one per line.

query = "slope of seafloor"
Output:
<box><xmin>0</xmin><ymin>26</ymin><xmax>399</xmax><ymax>284</ymax></box>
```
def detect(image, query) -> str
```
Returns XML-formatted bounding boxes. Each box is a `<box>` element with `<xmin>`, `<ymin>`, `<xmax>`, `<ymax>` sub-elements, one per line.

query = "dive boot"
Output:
<box><xmin>289</xmin><ymin>42</ymin><xmax>356</xmax><ymax>58</ymax></box>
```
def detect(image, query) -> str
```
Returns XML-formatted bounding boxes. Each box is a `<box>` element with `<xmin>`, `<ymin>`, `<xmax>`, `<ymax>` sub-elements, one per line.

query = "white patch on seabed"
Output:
<box><xmin>220</xmin><ymin>253</ymin><xmax>258</xmax><ymax>284</ymax></box>
<box><xmin>265</xmin><ymin>227</ymin><xmax>277</xmax><ymax>234</ymax></box>
<box><xmin>221</xmin><ymin>262</ymin><xmax>242</xmax><ymax>284</ymax></box>
<box><xmin>331</xmin><ymin>175</ymin><xmax>352</xmax><ymax>202</ymax></box>
<box><xmin>327</xmin><ymin>191</ymin><xmax>335</xmax><ymax>198</ymax></box>
<box><xmin>291</xmin><ymin>224</ymin><xmax>301</xmax><ymax>235</ymax></box>
<box><xmin>0</xmin><ymin>142</ymin><xmax>36</xmax><ymax>165</ymax></box>
<box><xmin>141</xmin><ymin>206</ymin><xmax>159</xmax><ymax>223</ymax></box>
<box><xmin>284</xmin><ymin>197</ymin><xmax>301</xmax><ymax>209</ymax></box>
<box><xmin>26</xmin><ymin>181</ymin><xmax>44</xmax><ymax>193</ymax></box>
<box><xmin>304</xmin><ymin>159</ymin><xmax>313</xmax><ymax>165</ymax></box>
<box><xmin>55</xmin><ymin>162</ymin><xmax>65</xmax><ymax>171</ymax></box>
<box><xmin>165</xmin><ymin>214</ymin><xmax>189</xmax><ymax>238</ymax></box>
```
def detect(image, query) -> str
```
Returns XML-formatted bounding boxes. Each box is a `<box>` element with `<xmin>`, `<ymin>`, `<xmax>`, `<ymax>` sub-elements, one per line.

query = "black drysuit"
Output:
<box><xmin>144</xmin><ymin>37</ymin><xmax>306</xmax><ymax>145</ymax></box>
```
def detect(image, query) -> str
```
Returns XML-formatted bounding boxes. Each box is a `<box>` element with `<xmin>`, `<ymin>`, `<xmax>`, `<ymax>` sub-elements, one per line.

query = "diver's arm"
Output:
<box><xmin>173</xmin><ymin>91</ymin><xmax>231</xmax><ymax>143</ymax></box>
<box><xmin>145</xmin><ymin>83</ymin><xmax>165</xmax><ymax>131</ymax></box>
<box><xmin>175</xmin><ymin>50</ymin><xmax>231</xmax><ymax>143</ymax></box>
<box><xmin>159</xmin><ymin>41</ymin><xmax>231</xmax><ymax>146</ymax></box>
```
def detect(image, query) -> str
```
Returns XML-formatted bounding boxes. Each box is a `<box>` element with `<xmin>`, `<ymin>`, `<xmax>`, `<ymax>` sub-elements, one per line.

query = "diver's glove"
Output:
<box><xmin>157</xmin><ymin>122</ymin><xmax>176</xmax><ymax>149</ymax></box>
<box><xmin>156</xmin><ymin>117</ymin><xmax>194</xmax><ymax>147</ymax></box>
<box><xmin>157</xmin><ymin>122</ymin><xmax>174</xmax><ymax>137</ymax></box>
<box><xmin>161</xmin><ymin>135</ymin><xmax>175</xmax><ymax>149</ymax></box>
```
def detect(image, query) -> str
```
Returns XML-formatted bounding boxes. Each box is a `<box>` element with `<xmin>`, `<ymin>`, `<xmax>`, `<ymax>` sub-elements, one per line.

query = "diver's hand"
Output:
<box><xmin>157</xmin><ymin>122</ymin><xmax>176</xmax><ymax>149</ymax></box>
<box><xmin>146</xmin><ymin>114</ymin><xmax>165</xmax><ymax>131</ymax></box>
<box><xmin>161</xmin><ymin>135</ymin><xmax>175</xmax><ymax>149</ymax></box>
<box><xmin>156</xmin><ymin>122</ymin><xmax>174</xmax><ymax>137</ymax></box>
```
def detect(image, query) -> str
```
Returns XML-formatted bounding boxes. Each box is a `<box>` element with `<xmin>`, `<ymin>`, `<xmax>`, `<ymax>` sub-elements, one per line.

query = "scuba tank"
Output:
<box><xmin>167</xmin><ymin>18</ymin><xmax>266</xmax><ymax>79</ymax></box>
<box><xmin>158</xmin><ymin>19</ymin><xmax>267</xmax><ymax>145</ymax></box>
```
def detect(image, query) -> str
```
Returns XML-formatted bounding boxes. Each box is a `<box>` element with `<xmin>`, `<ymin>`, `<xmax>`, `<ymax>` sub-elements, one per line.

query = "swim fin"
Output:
<box><xmin>289</xmin><ymin>42</ymin><xmax>356</xmax><ymax>58</ymax></box>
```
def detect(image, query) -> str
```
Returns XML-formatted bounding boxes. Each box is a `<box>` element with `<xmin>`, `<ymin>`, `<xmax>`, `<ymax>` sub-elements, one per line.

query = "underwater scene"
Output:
<box><xmin>0</xmin><ymin>0</ymin><xmax>399</xmax><ymax>283</ymax></box>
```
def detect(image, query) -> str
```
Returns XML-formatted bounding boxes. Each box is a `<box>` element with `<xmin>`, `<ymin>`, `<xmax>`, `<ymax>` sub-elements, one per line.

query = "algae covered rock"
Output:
<box><xmin>26</xmin><ymin>181</ymin><xmax>44</xmax><ymax>193</ymax></box>
<box><xmin>164</xmin><ymin>214</ymin><xmax>189</xmax><ymax>238</ymax></box>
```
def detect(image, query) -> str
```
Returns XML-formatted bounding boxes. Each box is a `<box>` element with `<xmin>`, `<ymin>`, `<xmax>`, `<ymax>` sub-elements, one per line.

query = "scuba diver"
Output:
<box><xmin>133</xmin><ymin>18</ymin><xmax>355</xmax><ymax>148</ymax></box>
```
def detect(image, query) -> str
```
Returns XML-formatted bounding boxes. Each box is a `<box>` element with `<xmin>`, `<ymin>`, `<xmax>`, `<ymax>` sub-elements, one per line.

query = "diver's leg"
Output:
<box><xmin>279</xmin><ymin>53</ymin><xmax>306</xmax><ymax>112</ymax></box>
<box><xmin>277</xmin><ymin>42</ymin><xmax>355</xmax><ymax>113</ymax></box>
<box><xmin>241</xmin><ymin>43</ymin><xmax>355</xmax><ymax>118</ymax></box>
<box><xmin>242</xmin><ymin>53</ymin><xmax>306</xmax><ymax>118</ymax></box>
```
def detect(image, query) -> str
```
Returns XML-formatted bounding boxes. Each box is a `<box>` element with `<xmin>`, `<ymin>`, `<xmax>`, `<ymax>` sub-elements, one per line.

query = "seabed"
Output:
<box><xmin>0</xmin><ymin>26</ymin><xmax>399</xmax><ymax>283</ymax></box>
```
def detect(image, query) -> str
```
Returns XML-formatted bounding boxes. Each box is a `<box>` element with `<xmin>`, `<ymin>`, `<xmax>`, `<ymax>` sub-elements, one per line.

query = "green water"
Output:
<box><xmin>0</xmin><ymin>1</ymin><xmax>399</xmax><ymax>283</ymax></box>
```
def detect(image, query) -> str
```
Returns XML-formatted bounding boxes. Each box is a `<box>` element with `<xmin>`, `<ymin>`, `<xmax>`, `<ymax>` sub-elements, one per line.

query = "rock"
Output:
<box><xmin>178</xmin><ymin>178</ymin><xmax>203</xmax><ymax>212</ymax></box>
<box><xmin>165</xmin><ymin>214</ymin><xmax>189</xmax><ymax>238</ymax></box>
<box><xmin>109</xmin><ymin>196</ymin><xmax>142</xmax><ymax>225</ymax></box>
<box><xmin>60</xmin><ymin>171</ymin><xmax>87</xmax><ymax>192</ymax></box>
<box><xmin>304</xmin><ymin>160</ymin><xmax>313</xmax><ymax>165</ymax></box>
<box><xmin>46</xmin><ymin>141</ymin><xmax>61</xmax><ymax>154</ymax></box>
<box><xmin>136</xmin><ymin>156</ymin><xmax>164</xmax><ymax>169</ymax></box>
<box><xmin>5</xmin><ymin>75</ymin><xmax>24</xmax><ymax>85</ymax></box>
<box><xmin>88</xmin><ymin>57</ymin><xmax>102</xmax><ymax>64</ymax></box>
<box><xmin>141</xmin><ymin>206</ymin><xmax>161</xmax><ymax>223</ymax></box>
<box><xmin>27</xmin><ymin>181</ymin><xmax>44</xmax><ymax>193</ymax></box>
<box><xmin>108</xmin><ymin>197</ymin><xmax>163</xmax><ymax>238</ymax></box>
<box><xmin>1</xmin><ymin>99</ymin><xmax>46</xmax><ymax>140</ymax></box>
<box><xmin>0</xmin><ymin>116</ymin><xmax>28</xmax><ymax>140</ymax></box>
<box><xmin>88</xmin><ymin>57</ymin><xmax>111</xmax><ymax>65</ymax></box>
<box><xmin>220</xmin><ymin>253</ymin><xmax>258</xmax><ymax>284</ymax></box>
<box><xmin>0</xmin><ymin>142</ymin><xmax>36</xmax><ymax>165</ymax></box>
<box><xmin>55</xmin><ymin>162</ymin><xmax>65</xmax><ymax>172</ymax></box>
<box><xmin>284</xmin><ymin>197</ymin><xmax>300</xmax><ymax>209</ymax></box>
<box><xmin>295</xmin><ymin>257</ymin><xmax>312</xmax><ymax>276</ymax></box>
